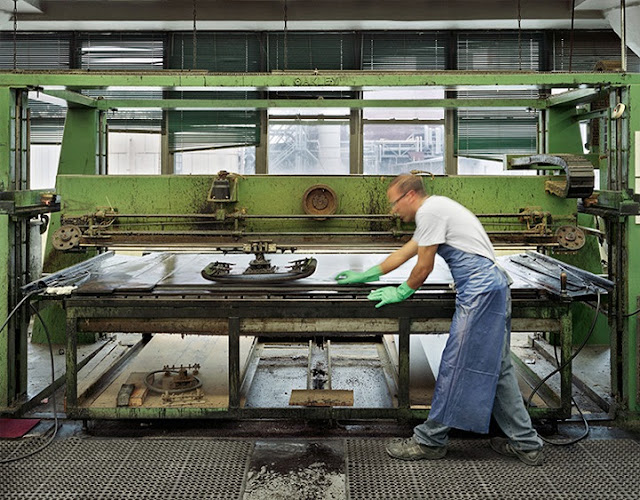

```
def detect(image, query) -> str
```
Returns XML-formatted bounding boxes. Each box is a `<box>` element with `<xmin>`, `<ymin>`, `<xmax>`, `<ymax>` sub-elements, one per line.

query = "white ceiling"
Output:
<box><xmin>0</xmin><ymin>0</ymin><xmax>614</xmax><ymax>31</ymax></box>
<box><xmin>2</xmin><ymin>0</ymin><xmax>639</xmax><ymax>57</ymax></box>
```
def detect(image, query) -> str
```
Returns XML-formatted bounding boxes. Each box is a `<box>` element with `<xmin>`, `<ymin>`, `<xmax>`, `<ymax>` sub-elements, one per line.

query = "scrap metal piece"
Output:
<box><xmin>116</xmin><ymin>383</ymin><xmax>135</xmax><ymax>407</ymax></box>
<box><xmin>509</xmin><ymin>154</ymin><xmax>594</xmax><ymax>198</ymax></box>
<box><xmin>201</xmin><ymin>257</ymin><xmax>317</xmax><ymax>284</ymax></box>
<box><xmin>52</xmin><ymin>224</ymin><xmax>82</xmax><ymax>250</ymax></box>
<box><xmin>201</xmin><ymin>261</ymin><xmax>234</xmax><ymax>277</ymax></box>
<box><xmin>162</xmin><ymin>388</ymin><xmax>205</xmax><ymax>406</ymax></box>
<box><xmin>555</xmin><ymin>225</ymin><xmax>586</xmax><ymax>250</ymax></box>
<box><xmin>144</xmin><ymin>365</ymin><xmax>202</xmax><ymax>394</ymax></box>
<box><xmin>289</xmin><ymin>389</ymin><xmax>354</xmax><ymax>407</ymax></box>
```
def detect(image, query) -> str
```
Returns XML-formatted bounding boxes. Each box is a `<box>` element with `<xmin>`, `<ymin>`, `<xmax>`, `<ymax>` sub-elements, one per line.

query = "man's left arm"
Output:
<box><xmin>368</xmin><ymin>245</ymin><xmax>438</xmax><ymax>308</ymax></box>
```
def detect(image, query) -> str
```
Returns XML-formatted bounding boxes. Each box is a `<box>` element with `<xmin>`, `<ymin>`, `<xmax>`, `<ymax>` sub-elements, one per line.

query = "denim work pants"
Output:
<box><xmin>413</xmin><ymin>297</ymin><xmax>543</xmax><ymax>452</ymax></box>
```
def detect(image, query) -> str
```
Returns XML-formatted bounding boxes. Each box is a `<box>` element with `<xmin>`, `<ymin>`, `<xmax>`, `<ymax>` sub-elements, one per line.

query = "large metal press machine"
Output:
<box><xmin>1</xmin><ymin>71</ymin><xmax>639</xmax><ymax>423</ymax></box>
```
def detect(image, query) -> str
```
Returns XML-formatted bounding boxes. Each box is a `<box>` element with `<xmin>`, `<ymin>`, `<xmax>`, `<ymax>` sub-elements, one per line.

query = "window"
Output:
<box><xmin>363</xmin><ymin>89</ymin><xmax>445</xmax><ymax>175</ymax></box>
<box><xmin>269</xmin><ymin>107</ymin><xmax>350</xmax><ymax>174</ymax></box>
<box><xmin>174</xmin><ymin>147</ymin><xmax>256</xmax><ymax>175</ymax></box>
<box><xmin>30</xmin><ymin>145</ymin><xmax>61</xmax><ymax>189</ymax></box>
<box><xmin>269</xmin><ymin>121</ymin><xmax>349</xmax><ymax>175</ymax></box>
<box><xmin>108</xmin><ymin>133</ymin><xmax>161</xmax><ymax>175</ymax></box>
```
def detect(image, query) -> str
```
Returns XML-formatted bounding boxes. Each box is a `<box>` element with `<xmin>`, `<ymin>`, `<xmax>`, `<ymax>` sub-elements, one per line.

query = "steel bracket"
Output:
<box><xmin>0</xmin><ymin>190</ymin><xmax>61</xmax><ymax>217</ymax></box>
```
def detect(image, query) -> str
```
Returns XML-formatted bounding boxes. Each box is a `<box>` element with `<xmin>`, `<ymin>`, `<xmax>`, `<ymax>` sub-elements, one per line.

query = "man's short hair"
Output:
<box><xmin>388</xmin><ymin>174</ymin><xmax>426</xmax><ymax>197</ymax></box>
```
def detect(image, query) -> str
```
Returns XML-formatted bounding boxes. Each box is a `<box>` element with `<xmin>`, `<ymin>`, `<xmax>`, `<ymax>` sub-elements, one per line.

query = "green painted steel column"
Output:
<box><xmin>349</xmin><ymin>106</ymin><xmax>363</xmax><ymax>175</ymax></box>
<box><xmin>35</xmin><ymin>108</ymin><xmax>101</xmax><ymax>345</ymax></box>
<box><xmin>546</xmin><ymin>103</ymin><xmax>612</xmax><ymax>351</ymax></box>
<box><xmin>58</xmin><ymin>108</ymin><xmax>101</xmax><ymax>177</ymax></box>
<box><xmin>546</xmin><ymin>105</ymin><xmax>584</xmax><ymax>154</ymax></box>
<box><xmin>255</xmin><ymin>110</ymin><xmax>268</xmax><ymax>174</ymax></box>
<box><xmin>626</xmin><ymin>84</ymin><xmax>640</xmax><ymax>414</ymax></box>
<box><xmin>0</xmin><ymin>88</ymin><xmax>30</xmax><ymax>410</ymax></box>
<box><xmin>43</xmin><ymin>107</ymin><xmax>101</xmax><ymax>274</ymax></box>
<box><xmin>0</xmin><ymin>87</ymin><xmax>14</xmax><ymax>409</ymax></box>
<box><xmin>560</xmin><ymin>308</ymin><xmax>573</xmax><ymax>418</ymax></box>
<box><xmin>0</xmin><ymin>215</ymin><xmax>10</xmax><ymax>410</ymax></box>
<box><xmin>0</xmin><ymin>87</ymin><xmax>11</xmax><ymax>190</ymax></box>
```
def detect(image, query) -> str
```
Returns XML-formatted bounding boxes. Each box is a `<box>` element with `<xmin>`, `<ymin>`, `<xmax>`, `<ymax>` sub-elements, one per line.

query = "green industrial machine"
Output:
<box><xmin>1</xmin><ymin>71</ymin><xmax>638</xmax><ymax>423</ymax></box>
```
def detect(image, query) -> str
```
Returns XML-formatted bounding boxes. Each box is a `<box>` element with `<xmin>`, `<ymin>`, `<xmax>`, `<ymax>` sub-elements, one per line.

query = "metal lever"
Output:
<box><xmin>560</xmin><ymin>272</ymin><xmax>567</xmax><ymax>295</ymax></box>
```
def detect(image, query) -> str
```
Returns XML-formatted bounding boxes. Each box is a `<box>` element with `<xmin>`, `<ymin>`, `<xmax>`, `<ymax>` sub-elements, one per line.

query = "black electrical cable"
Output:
<box><xmin>0</xmin><ymin>290</ymin><xmax>40</xmax><ymax>334</ymax></box>
<box><xmin>549</xmin><ymin>345</ymin><xmax>589</xmax><ymax>446</ymax></box>
<box><xmin>0</xmin><ymin>296</ymin><xmax>59</xmax><ymax>464</ymax></box>
<box><xmin>623</xmin><ymin>307</ymin><xmax>640</xmax><ymax>318</ymax></box>
<box><xmin>525</xmin><ymin>291</ymin><xmax>601</xmax><ymax>446</ymax></box>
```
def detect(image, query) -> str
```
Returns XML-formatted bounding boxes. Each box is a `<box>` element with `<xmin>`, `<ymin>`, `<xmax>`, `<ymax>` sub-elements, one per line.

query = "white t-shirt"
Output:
<box><xmin>412</xmin><ymin>195</ymin><xmax>496</xmax><ymax>262</ymax></box>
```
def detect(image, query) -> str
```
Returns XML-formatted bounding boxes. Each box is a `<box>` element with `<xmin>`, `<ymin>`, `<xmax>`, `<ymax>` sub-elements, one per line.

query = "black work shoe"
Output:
<box><xmin>386</xmin><ymin>437</ymin><xmax>447</xmax><ymax>461</ymax></box>
<box><xmin>490</xmin><ymin>437</ymin><xmax>544</xmax><ymax>466</ymax></box>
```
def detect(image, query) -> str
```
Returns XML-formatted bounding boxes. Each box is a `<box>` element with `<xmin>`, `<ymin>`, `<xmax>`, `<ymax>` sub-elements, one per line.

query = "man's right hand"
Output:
<box><xmin>334</xmin><ymin>265</ymin><xmax>382</xmax><ymax>285</ymax></box>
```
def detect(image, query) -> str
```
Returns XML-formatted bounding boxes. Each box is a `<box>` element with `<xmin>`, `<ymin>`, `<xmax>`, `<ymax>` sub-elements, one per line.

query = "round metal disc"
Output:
<box><xmin>302</xmin><ymin>184</ymin><xmax>337</xmax><ymax>216</ymax></box>
<box><xmin>555</xmin><ymin>225</ymin><xmax>586</xmax><ymax>250</ymax></box>
<box><xmin>52</xmin><ymin>225</ymin><xmax>82</xmax><ymax>250</ymax></box>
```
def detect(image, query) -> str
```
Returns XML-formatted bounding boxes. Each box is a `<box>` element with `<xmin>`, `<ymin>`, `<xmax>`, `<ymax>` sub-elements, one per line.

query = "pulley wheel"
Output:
<box><xmin>302</xmin><ymin>184</ymin><xmax>337</xmax><ymax>216</ymax></box>
<box><xmin>52</xmin><ymin>225</ymin><xmax>82</xmax><ymax>250</ymax></box>
<box><xmin>555</xmin><ymin>225</ymin><xmax>586</xmax><ymax>250</ymax></box>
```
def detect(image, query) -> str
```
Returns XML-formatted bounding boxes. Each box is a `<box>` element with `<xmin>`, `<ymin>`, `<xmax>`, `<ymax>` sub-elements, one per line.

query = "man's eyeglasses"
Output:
<box><xmin>390</xmin><ymin>190</ymin><xmax>411</xmax><ymax>207</ymax></box>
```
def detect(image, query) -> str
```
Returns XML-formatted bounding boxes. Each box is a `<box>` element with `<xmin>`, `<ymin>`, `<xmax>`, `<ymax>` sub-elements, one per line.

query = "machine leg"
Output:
<box><xmin>560</xmin><ymin>310</ymin><xmax>573</xmax><ymax>418</ymax></box>
<box><xmin>65</xmin><ymin>315</ymin><xmax>78</xmax><ymax>410</ymax></box>
<box><xmin>398</xmin><ymin>317</ymin><xmax>411</xmax><ymax>410</ymax></box>
<box><xmin>228</xmin><ymin>317</ymin><xmax>240</xmax><ymax>410</ymax></box>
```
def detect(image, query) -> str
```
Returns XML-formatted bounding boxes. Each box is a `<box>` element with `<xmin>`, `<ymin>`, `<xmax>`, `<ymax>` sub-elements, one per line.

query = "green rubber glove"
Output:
<box><xmin>334</xmin><ymin>265</ymin><xmax>382</xmax><ymax>285</ymax></box>
<box><xmin>367</xmin><ymin>282</ymin><xmax>415</xmax><ymax>308</ymax></box>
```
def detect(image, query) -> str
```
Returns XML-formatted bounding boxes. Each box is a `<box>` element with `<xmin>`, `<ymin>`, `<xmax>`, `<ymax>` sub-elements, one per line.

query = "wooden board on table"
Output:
<box><xmin>289</xmin><ymin>389</ymin><xmax>354</xmax><ymax>407</ymax></box>
<box><xmin>123</xmin><ymin>372</ymin><xmax>149</xmax><ymax>407</ymax></box>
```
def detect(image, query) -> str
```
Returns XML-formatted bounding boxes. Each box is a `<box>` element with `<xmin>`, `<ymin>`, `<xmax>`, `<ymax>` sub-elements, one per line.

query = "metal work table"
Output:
<box><xmin>38</xmin><ymin>252</ymin><xmax>610</xmax><ymax>421</ymax></box>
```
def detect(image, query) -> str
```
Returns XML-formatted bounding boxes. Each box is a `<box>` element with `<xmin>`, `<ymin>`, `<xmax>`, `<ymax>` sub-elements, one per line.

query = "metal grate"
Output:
<box><xmin>346</xmin><ymin>438</ymin><xmax>640</xmax><ymax>500</ymax></box>
<box><xmin>4</xmin><ymin>435</ymin><xmax>640</xmax><ymax>498</ymax></box>
<box><xmin>2</xmin><ymin>437</ymin><xmax>252</xmax><ymax>500</ymax></box>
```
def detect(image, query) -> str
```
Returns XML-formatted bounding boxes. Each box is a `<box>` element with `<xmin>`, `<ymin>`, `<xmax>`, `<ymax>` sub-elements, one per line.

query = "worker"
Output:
<box><xmin>335</xmin><ymin>173</ymin><xmax>544</xmax><ymax>466</ymax></box>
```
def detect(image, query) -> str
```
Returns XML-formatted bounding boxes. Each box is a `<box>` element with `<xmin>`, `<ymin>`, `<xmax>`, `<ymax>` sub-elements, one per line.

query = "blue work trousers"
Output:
<box><xmin>414</xmin><ymin>297</ymin><xmax>543</xmax><ymax>451</ymax></box>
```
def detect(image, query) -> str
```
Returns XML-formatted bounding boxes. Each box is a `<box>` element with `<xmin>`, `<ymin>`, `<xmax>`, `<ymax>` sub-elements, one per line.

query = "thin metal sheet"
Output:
<box><xmin>156</xmin><ymin>252</ymin><xmax>455</xmax><ymax>287</ymax></box>
<box><xmin>75</xmin><ymin>253</ymin><xmax>179</xmax><ymax>294</ymax></box>
<box><xmin>36</xmin><ymin>250</ymin><xmax>608</xmax><ymax>298</ymax></box>
<box><xmin>503</xmin><ymin>251</ymin><xmax>613</xmax><ymax>298</ymax></box>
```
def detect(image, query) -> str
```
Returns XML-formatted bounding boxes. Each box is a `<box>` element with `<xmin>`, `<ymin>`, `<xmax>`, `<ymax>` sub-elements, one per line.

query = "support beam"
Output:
<box><xmin>547</xmin><ymin>88</ymin><xmax>605</xmax><ymax>107</ymax></box>
<box><xmin>95</xmin><ymin>98</ymin><xmax>549</xmax><ymax>110</ymax></box>
<box><xmin>0</xmin><ymin>71</ymin><xmax>639</xmax><ymax>89</ymax></box>
<box><xmin>42</xmin><ymin>89</ymin><xmax>98</xmax><ymax>108</ymax></box>
<box><xmin>0</xmin><ymin>0</ymin><xmax>42</xmax><ymax>14</ymax></box>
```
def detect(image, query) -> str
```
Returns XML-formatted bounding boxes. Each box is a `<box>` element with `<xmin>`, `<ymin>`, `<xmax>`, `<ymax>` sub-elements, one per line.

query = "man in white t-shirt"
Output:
<box><xmin>335</xmin><ymin>173</ymin><xmax>543</xmax><ymax>466</ymax></box>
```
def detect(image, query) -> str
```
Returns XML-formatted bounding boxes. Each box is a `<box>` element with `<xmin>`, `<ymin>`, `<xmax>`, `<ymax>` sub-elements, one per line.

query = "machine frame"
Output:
<box><xmin>1</xmin><ymin>70</ymin><xmax>639</xmax><ymax>422</ymax></box>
